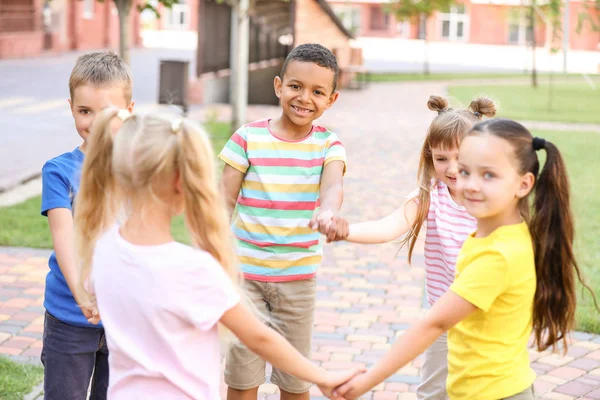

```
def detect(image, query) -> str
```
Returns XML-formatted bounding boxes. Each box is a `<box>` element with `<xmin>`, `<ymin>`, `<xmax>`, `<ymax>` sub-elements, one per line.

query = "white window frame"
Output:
<box><xmin>438</xmin><ymin>6</ymin><xmax>469</xmax><ymax>41</ymax></box>
<box><xmin>83</xmin><ymin>0</ymin><xmax>94</xmax><ymax>19</ymax></box>
<box><xmin>507</xmin><ymin>10</ymin><xmax>532</xmax><ymax>45</ymax></box>
<box><xmin>396</xmin><ymin>20</ymin><xmax>410</xmax><ymax>38</ymax></box>
<box><xmin>164</xmin><ymin>2</ymin><xmax>190</xmax><ymax>30</ymax></box>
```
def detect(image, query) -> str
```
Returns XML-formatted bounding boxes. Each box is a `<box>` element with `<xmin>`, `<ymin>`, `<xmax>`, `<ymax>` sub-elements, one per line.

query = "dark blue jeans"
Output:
<box><xmin>41</xmin><ymin>312</ymin><xmax>109</xmax><ymax>400</ymax></box>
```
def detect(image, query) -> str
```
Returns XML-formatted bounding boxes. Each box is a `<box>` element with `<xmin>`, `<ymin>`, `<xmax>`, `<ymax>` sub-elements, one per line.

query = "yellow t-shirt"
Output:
<box><xmin>448</xmin><ymin>222</ymin><xmax>536</xmax><ymax>400</ymax></box>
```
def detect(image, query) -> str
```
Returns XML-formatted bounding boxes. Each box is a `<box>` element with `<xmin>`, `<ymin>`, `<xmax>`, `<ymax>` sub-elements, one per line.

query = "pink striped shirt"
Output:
<box><xmin>417</xmin><ymin>181</ymin><xmax>477</xmax><ymax>305</ymax></box>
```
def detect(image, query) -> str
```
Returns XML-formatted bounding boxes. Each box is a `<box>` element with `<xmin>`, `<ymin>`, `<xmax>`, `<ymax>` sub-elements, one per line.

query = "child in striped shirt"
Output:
<box><xmin>219</xmin><ymin>43</ymin><xmax>347</xmax><ymax>400</ymax></box>
<box><xmin>323</xmin><ymin>95</ymin><xmax>496</xmax><ymax>400</ymax></box>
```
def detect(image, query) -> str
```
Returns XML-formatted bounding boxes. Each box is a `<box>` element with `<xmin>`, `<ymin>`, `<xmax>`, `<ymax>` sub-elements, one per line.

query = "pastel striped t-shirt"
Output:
<box><xmin>218</xmin><ymin>119</ymin><xmax>346</xmax><ymax>282</ymax></box>
<box><xmin>415</xmin><ymin>181</ymin><xmax>477</xmax><ymax>305</ymax></box>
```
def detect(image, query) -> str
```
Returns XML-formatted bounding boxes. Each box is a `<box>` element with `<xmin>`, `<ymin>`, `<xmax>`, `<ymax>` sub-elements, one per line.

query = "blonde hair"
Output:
<box><xmin>69</xmin><ymin>52</ymin><xmax>133</xmax><ymax>102</ymax></box>
<box><xmin>73</xmin><ymin>108</ymin><xmax>238</xmax><ymax>301</ymax></box>
<box><xmin>401</xmin><ymin>95</ymin><xmax>498</xmax><ymax>263</ymax></box>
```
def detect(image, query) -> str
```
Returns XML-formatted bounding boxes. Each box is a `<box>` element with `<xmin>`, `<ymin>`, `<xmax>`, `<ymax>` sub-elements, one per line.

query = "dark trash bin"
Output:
<box><xmin>158</xmin><ymin>60</ymin><xmax>189</xmax><ymax>114</ymax></box>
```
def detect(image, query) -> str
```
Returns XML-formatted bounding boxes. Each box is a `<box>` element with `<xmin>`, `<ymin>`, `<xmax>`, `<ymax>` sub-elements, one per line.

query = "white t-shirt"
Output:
<box><xmin>92</xmin><ymin>225</ymin><xmax>240</xmax><ymax>399</ymax></box>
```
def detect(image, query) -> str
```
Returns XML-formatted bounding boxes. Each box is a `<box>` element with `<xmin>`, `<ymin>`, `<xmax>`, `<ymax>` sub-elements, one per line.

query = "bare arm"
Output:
<box><xmin>318</xmin><ymin>161</ymin><xmax>345</xmax><ymax>214</ymax></box>
<box><xmin>47</xmin><ymin>208</ymin><xmax>98</xmax><ymax>322</ymax></box>
<box><xmin>310</xmin><ymin>161</ymin><xmax>345</xmax><ymax>242</ymax></box>
<box><xmin>336</xmin><ymin>291</ymin><xmax>477</xmax><ymax>399</ymax></box>
<box><xmin>346</xmin><ymin>198</ymin><xmax>419</xmax><ymax>244</ymax></box>
<box><xmin>221</xmin><ymin>164</ymin><xmax>245</xmax><ymax>220</ymax></box>
<box><xmin>221</xmin><ymin>302</ymin><xmax>363</xmax><ymax>396</ymax></box>
<box><xmin>48</xmin><ymin>208</ymin><xmax>80</xmax><ymax>297</ymax></box>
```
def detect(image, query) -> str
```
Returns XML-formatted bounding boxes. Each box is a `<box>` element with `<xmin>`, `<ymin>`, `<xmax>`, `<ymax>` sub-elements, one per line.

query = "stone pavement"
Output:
<box><xmin>1</xmin><ymin>82</ymin><xmax>600</xmax><ymax>399</ymax></box>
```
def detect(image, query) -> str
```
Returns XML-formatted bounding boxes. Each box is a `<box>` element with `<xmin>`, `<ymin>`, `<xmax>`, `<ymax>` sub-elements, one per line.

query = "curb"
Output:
<box><xmin>23</xmin><ymin>382</ymin><xmax>44</xmax><ymax>400</ymax></box>
<box><xmin>0</xmin><ymin>172</ymin><xmax>41</xmax><ymax>194</ymax></box>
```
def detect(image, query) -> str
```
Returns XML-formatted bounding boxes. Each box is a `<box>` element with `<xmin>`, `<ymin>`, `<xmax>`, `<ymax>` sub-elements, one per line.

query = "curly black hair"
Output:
<box><xmin>280</xmin><ymin>43</ymin><xmax>339</xmax><ymax>91</ymax></box>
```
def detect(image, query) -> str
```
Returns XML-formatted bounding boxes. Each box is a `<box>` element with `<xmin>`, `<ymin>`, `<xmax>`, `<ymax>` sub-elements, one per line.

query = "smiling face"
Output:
<box><xmin>69</xmin><ymin>84</ymin><xmax>133</xmax><ymax>150</ymax></box>
<box><xmin>457</xmin><ymin>134</ymin><xmax>535</xmax><ymax>232</ymax></box>
<box><xmin>274</xmin><ymin>60</ymin><xmax>338</xmax><ymax>129</ymax></box>
<box><xmin>432</xmin><ymin>146</ymin><xmax>460</xmax><ymax>196</ymax></box>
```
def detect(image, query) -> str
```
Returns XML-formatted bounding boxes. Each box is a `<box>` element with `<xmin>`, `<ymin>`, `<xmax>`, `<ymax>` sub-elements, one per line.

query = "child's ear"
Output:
<box><xmin>273</xmin><ymin>76</ymin><xmax>283</xmax><ymax>99</ymax></box>
<box><xmin>516</xmin><ymin>172</ymin><xmax>535</xmax><ymax>199</ymax></box>
<box><xmin>326</xmin><ymin>91</ymin><xmax>340</xmax><ymax>109</ymax></box>
<box><xmin>68</xmin><ymin>98</ymin><xmax>74</xmax><ymax>114</ymax></box>
<box><xmin>127</xmin><ymin>101</ymin><xmax>135</xmax><ymax>113</ymax></box>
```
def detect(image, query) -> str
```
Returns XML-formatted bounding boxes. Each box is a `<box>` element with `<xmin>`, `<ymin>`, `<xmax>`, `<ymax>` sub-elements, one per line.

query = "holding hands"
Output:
<box><xmin>77</xmin><ymin>279</ymin><xmax>100</xmax><ymax>325</ymax></box>
<box><xmin>318</xmin><ymin>368</ymin><xmax>366</xmax><ymax>399</ymax></box>
<box><xmin>309</xmin><ymin>209</ymin><xmax>350</xmax><ymax>242</ymax></box>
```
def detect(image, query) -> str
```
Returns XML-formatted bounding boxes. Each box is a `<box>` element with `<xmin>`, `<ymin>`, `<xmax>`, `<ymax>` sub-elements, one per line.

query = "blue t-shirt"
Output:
<box><xmin>41</xmin><ymin>147</ymin><xmax>101</xmax><ymax>328</ymax></box>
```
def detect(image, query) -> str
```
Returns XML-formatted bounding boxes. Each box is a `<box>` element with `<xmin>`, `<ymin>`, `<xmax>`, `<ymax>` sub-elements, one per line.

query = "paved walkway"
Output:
<box><xmin>1</xmin><ymin>82</ymin><xmax>600</xmax><ymax>399</ymax></box>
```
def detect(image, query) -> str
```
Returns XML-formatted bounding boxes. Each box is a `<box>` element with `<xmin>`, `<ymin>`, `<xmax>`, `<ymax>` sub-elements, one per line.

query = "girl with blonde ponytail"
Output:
<box><xmin>322</xmin><ymin>95</ymin><xmax>497</xmax><ymax>400</ymax></box>
<box><xmin>74</xmin><ymin>108</ymin><xmax>361</xmax><ymax>399</ymax></box>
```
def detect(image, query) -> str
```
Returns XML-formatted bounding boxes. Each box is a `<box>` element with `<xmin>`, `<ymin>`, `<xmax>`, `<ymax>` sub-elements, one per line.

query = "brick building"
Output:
<box><xmin>328</xmin><ymin>0</ymin><xmax>599</xmax><ymax>51</ymax></box>
<box><xmin>0</xmin><ymin>0</ymin><xmax>141</xmax><ymax>59</ymax></box>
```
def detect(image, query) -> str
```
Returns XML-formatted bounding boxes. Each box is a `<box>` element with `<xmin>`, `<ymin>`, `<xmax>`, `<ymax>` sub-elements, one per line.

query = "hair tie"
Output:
<box><xmin>117</xmin><ymin>109</ymin><xmax>131</xmax><ymax>121</ymax></box>
<box><xmin>473</xmin><ymin>111</ymin><xmax>482</xmax><ymax>118</ymax></box>
<box><xmin>437</xmin><ymin>107</ymin><xmax>449</xmax><ymax>115</ymax></box>
<box><xmin>171</xmin><ymin>119</ymin><xmax>183</xmax><ymax>134</ymax></box>
<box><xmin>532</xmin><ymin>137</ymin><xmax>546</xmax><ymax>151</ymax></box>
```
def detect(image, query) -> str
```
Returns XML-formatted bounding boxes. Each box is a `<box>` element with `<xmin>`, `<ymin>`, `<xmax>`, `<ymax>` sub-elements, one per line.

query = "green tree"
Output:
<box><xmin>577</xmin><ymin>0</ymin><xmax>600</xmax><ymax>32</ymax></box>
<box><xmin>387</xmin><ymin>0</ymin><xmax>454</xmax><ymax>75</ymax></box>
<box><xmin>91</xmin><ymin>0</ymin><xmax>180</xmax><ymax>64</ymax></box>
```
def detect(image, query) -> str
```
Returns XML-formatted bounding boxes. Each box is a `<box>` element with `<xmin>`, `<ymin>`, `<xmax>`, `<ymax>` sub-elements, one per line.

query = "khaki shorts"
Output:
<box><xmin>224</xmin><ymin>278</ymin><xmax>317</xmax><ymax>394</ymax></box>
<box><xmin>417</xmin><ymin>333</ymin><xmax>448</xmax><ymax>400</ymax></box>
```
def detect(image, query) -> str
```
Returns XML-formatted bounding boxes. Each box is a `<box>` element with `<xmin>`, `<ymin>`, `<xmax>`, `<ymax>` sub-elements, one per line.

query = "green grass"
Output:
<box><xmin>368</xmin><ymin>71</ymin><xmax>599</xmax><ymax>83</ymax></box>
<box><xmin>448</xmin><ymin>80</ymin><xmax>600</xmax><ymax>124</ymax></box>
<box><xmin>533</xmin><ymin>130</ymin><xmax>600</xmax><ymax>333</ymax></box>
<box><xmin>0</xmin><ymin>121</ymin><xmax>232</xmax><ymax>250</ymax></box>
<box><xmin>0</xmin><ymin>356</ymin><xmax>44</xmax><ymax>400</ymax></box>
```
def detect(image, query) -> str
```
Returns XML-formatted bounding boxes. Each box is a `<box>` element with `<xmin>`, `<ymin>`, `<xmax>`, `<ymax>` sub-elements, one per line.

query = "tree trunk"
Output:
<box><xmin>422</xmin><ymin>14</ymin><xmax>430</xmax><ymax>75</ymax></box>
<box><xmin>529</xmin><ymin>1</ymin><xmax>537</xmax><ymax>88</ymax></box>
<box><xmin>116</xmin><ymin>0</ymin><xmax>132</xmax><ymax>64</ymax></box>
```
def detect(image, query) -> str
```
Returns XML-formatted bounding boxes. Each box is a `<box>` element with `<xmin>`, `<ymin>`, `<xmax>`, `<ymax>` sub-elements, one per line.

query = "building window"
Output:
<box><xmin>369</xmin><ymin>5</ymin><xmax>390</xmax><ymax>31</ymax></box>
<box><xmin>333</xmin><ymin>5</ymin><xmax>362</xmax><ymax>36</ymax></box>
<box><xmin>83</xmin><ymin>0</ymin><xmax>94</xmax><ymax>19</ymax></box>
<box><xmin>165</xmin><ymin>0</ymin><xmax>190</xmax><ymax>30</ymax></box>
<box><xmin>508</xmin><ymin>8</ymin><xmax>533</xmax><ymax>45</ymax></box>
<box><xmin>396</xmin><ymin>20</ymin><xmax>410</xmax><ymax>38</ymax></box>
<box><xmin>438</xmin><ymin>4</ymin><xmax>468</xmax><ymax>41</ymax></box>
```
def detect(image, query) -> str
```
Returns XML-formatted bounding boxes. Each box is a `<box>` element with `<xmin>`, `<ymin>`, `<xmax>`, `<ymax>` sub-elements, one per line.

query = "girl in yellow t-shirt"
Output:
<box><xmin>333</xmin><ymin>118</ymin><xmax>599</xmax><ymax>400</ymax></box>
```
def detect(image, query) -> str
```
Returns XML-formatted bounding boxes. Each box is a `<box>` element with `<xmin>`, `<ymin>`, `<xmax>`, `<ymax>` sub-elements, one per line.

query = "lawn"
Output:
<box><xmin>0</xmin><ymin>121</ymin><xmax>232</xmax><ymax>249</ymax></box>
<box><xmin>447</xmin><ymin>80</ymin><xmax>600</xmax><ymax>124</ymax></box>
<box><xmin>0</xmin><ymin>356</ymin><xmax>44</xmax><ymax>400</ymax></box>
<box><xmin>369</xmin><ymin>71</ymin><xmax>599</xmax><ymax>83</ymax></box>
<box><xmin>532</xmin><ymin>129</ymin><xmax>600</xmax><ymax>333</ymax></box>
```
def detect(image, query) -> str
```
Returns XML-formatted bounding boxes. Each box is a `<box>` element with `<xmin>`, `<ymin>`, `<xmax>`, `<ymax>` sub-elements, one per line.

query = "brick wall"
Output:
<box><xmin>569</xmin><ymin>2</ymin><xmax>599</xmax><ymax>51</ymax></box>
<box><xmin>327</xmin><ymin>0</ymin><xmax>598</xmax><ymax>51</ymax></box>
<box><xmin>0</xmin><ymin>0</ymin><xmax>141</xmax><ymax>59</ymax></box>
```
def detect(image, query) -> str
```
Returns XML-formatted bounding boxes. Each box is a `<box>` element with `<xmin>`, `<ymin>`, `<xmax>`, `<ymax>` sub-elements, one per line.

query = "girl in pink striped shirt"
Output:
<box><xmin>330</xmin><ymin>95</ymin><xmax>496</xmax><ymax>400</ymax></box>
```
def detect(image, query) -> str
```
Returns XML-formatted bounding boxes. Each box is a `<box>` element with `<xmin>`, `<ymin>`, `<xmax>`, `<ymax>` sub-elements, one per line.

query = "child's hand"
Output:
<box><xmin>332</xmin><ymin>371</ymin><xmax>372</xmax><ymax>400</ymax></box>
<box><xmin>77</xmin><ymin>282</ymin><xmax>101</xmax><ymax>325</ymax></box>
<box><xmin>327</xmin><ymin>216</ymin><xmax>349</xmax><ymax>243</ymax></box>
<box><xmin>78</xmin><ymin>298</ymin><xmax>101</xmax><ymax>324</ymax></box>
<box><xmin>318</xmin><ymin>367</ymin><xmax>366</xmax><ymax>399</ymax></box>
<box><xmin>309</xmin><ymin>210</ymin><xmax>349</xmax><ymax>243</ymax></box>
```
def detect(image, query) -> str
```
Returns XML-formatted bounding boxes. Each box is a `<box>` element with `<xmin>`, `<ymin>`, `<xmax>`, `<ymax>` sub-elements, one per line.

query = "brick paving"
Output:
<box><xmin>1</xmin><ymin>82</ymin><xmax>599</xmax><ymax>399</ymax></box>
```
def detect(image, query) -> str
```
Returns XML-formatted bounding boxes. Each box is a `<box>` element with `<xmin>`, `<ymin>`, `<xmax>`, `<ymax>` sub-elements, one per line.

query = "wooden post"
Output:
<box><xmin>196</xmin><ymin>0</ymin><xmax>206</xmax><ymax>78</ymax></box>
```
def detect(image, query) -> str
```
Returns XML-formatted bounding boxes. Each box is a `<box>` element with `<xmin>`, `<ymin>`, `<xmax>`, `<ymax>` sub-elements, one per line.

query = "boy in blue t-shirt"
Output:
<box><xmin>40</xmin><ymin>52</ymin><xmax>134</xmax><ymax>400</ymax></box>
